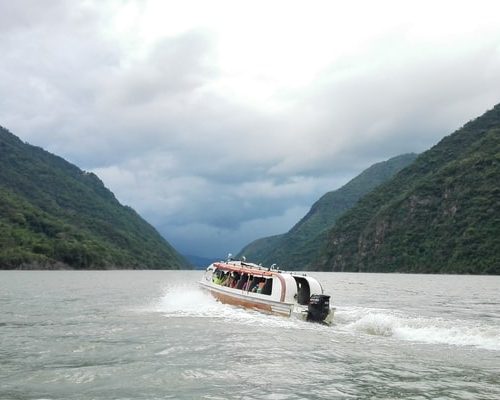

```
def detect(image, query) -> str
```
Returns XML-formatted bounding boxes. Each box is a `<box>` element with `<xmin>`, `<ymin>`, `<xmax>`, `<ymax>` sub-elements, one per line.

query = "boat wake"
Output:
<box><xmin>149</xmin><ymin>284</ymin><xmax>316</xmax><ymax>329</ymax></box>
<box><xmin>147</xmin><ymin>285</ymin><xmax>500</xmax><ymax>350</ymax></box>
<box><xmin>152</xmin><ymin>284</ymin><xmax>226</xmax><ymax>317</ymax></box>
<box><xmin>336</xmin><ymin>307</ymin><xmax>500</xmax><ymax>351</ymax></box>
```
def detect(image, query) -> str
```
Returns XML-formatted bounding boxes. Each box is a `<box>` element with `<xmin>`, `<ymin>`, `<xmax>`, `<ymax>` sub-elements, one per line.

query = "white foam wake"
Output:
<box><xmin>152</xmin><ymin>284</ymin><xmax>226</xmax><ymax>317</ymax></box>
<box><xmin>150</xmin><ymin>284</ymin><xmax>315</xmax><ymax>329</ymax></box>
<box><xmin>336</xmin><ymin>307</ymin><xmax>500</xmax><ymax>351</ymax></box>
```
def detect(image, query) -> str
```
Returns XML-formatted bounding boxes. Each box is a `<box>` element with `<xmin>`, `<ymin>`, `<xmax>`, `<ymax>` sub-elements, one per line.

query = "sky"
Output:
<box><xmin>1</xmin><ymin>0</ymin><xmax>500</xmax><ymax>258</ymax></box>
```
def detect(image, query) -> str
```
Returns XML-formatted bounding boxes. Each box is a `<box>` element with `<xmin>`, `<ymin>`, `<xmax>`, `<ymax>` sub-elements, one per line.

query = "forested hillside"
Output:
<box><xmin>237</xmin><ymin>154</ymin><xmax>417</xmax><ymax>268</ymax></box>
<box><xmin>315</xmin><ymin>104</ymin><xmax>500</xmax><ymax>274</ymax></box>
<box><xmin>0</xmin><ymin>126</ymin><xmax>188</xmax><ymax>269</ymax></box>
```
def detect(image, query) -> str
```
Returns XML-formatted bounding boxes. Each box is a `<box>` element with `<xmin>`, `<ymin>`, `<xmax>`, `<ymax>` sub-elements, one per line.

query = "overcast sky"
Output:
<box><xmin>1</xmin><ymin>0</ymin><xmax>500</xmax><ymax>258</ymax></box>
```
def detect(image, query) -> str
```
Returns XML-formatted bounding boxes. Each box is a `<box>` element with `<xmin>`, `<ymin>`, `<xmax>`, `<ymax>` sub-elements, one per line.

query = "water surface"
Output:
<box><xmin>0</xmin><ymin>271</ymin><xmax>499</xmax><ymax>399</ymax></box>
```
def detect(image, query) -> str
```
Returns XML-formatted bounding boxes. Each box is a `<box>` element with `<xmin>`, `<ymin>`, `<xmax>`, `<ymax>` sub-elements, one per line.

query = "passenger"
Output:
<box><xmin>220</xmin><ymin>272</ymin><xmax>229</xmax><ymax>286</ymax></box>
<box><xmin>256</xmin><ymin>279</ymin><xmax>266</xmax><ymax>293</ymax></box>
<box><xmin>213</xmin><ymin>270</ymin><xmax>229</xmax><ymax>285</ymax></box>
<box><xmin>250</xmin><ymin>275</ymin><xmax>256</xmax><ymax>289</ymax></box>
<box><xmin>212</xmin><ymin>270</ymin><xmax>222</xmax><ymax>284</ymax></box>
<box><xmin>251</xmin><ymin>278</ymin><xmax>264</xmax><ymax>292</ymax></box>
<box><xmin>230</xmin><ymin>272</ymin><xmax>239</xmax><ymax>288</ymax></box>
<box><xmin>243</xmin><ymin>275</ymin><xmax>253</xmax><ymax>291</ymax></box>
<box><xmin>224</xmin><ymin>272</ymin><xmax>236</xmax><ymax>287</ymax></box>
<box><xmin>236</xmin><ymin>273</ymin><xmax>247</xmax><ymax>289</ymax></box>
<box><xmin>250</xmin><ymin>277</ymin><xmax>258</xmax><ymax>292</ymax></box>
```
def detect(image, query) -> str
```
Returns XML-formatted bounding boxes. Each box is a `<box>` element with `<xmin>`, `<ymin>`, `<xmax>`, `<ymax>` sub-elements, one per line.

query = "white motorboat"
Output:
<box><xmin>199</xmin><ymin>259</ymin><xmax>334</xmax><ymax>324</ymax></box>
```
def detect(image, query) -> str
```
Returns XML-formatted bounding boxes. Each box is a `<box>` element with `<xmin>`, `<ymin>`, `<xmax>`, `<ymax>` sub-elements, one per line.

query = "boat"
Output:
<box><xmin>199</xmin><ymin>258</ymin><xmax>334</xmax><ymax>324</ymax></box>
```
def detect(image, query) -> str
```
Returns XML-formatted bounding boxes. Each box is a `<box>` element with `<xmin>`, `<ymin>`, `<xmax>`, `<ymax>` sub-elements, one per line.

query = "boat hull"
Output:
<box><xmin>199</xmin><ymin>281</ymin><xmax>294</xmax><ymax>317</ymax></box>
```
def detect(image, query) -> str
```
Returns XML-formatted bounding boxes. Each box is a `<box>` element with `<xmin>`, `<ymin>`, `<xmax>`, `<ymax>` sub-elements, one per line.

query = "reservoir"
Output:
<box><xmin>1</xmin><ymin>270</ymin><xmax>499</xmax><ymax>399</ymax></box>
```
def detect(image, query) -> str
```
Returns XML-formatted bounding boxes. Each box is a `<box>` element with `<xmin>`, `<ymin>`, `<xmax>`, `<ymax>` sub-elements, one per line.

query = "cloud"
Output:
<box><xmin>1</xmin><ymin>1</ymin><xmax>500</xmax><ymax>257</ymax></box>
<box><xmin>102</xmin><ymin>30</ymin><xmax>216</xmax><ymax>107</ymax></box>
<box><xmin>160</xmin><ymin>204</ymin><xmax>311</xmax><ymax>258</ymax></box>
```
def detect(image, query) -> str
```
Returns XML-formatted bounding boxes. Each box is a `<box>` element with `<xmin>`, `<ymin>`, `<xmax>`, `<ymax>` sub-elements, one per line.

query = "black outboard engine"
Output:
<box><xmin>307</xmin><ymin>294</ymin><xmax>330</xmax><ymax>322</ymax></box>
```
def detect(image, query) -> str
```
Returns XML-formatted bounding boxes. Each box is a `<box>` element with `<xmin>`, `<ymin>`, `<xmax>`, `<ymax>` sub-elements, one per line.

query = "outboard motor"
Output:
<box><xmin>307</xmin><ymin>294</ymin><xmax>330</xmax><ymax>322</ymax></box>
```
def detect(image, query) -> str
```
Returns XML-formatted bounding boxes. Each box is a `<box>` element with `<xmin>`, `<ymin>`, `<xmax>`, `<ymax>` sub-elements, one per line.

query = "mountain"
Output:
<box><xmin>316</xmin><ymin>104</ymin><xmax>500</xmax><ymax>274</ymax></box>
<box><xmin>0</xmin><ymin>126</ymin><xmax>188</xmax><ymax>269</ymax></box>
<box><xmin>237</xmin><ymin>153</ymin><xmax>418</xmax><ymax>268</ymax></box>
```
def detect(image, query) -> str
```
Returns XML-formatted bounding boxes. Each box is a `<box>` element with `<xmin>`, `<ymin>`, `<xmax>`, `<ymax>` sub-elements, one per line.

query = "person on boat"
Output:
<box><xmin>256</xmin><ymin>279</ymin><xmax>266</xmax><ymax>293</ymax></box>
<box><xmin>243</xmin><ymin>275</ymin><xmax>253</xmax><ymax>291</ymax></box>
<box><xmin>223</xmin><ymin>272</ymin><xmax>236</xmax><ymax>287</ymax></box>
<box><xmin>236</xmin><ymin>273</ymin><xmax>248</xmax><ymax>289</ymax></box>
<box><xmin>250</xmin><ymin>278</ymin><xmax>264</xmax><ymax>293</ymax></box>
<box><xmin>220</xmin><ymin>272</ymin><xmax>229</xmax><ymax>286</ymax></box>
<box><xmin>230</xmin><ymin>272</ymin><xmax>240</xmax><ymax>288</ymax></box>
<box><xmin>213</xmin><ymin>270</ymin><xmax>228</xmax><ymax>285</ymax></box>
<box><xmin>212</xmin><ymin>270</ymin><xmax>221</xmax><ymax>284</ymax></box>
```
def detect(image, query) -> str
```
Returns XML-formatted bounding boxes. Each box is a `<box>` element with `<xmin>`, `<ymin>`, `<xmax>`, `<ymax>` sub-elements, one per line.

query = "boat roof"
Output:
<box><xmin>211</xmin><ymin>260</ymin><xmax>299</xmax><ymax>278</ymax></box>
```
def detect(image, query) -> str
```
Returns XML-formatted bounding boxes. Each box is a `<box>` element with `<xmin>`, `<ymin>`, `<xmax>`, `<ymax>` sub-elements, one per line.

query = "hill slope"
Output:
<box><xmin>237</xmin><ymin>153</ymin><xmax>417</xmax><ymax>268</ymax></box>
<box><xmin>316</xmin><ymin>104</ymin><xmax>500</xmax><ymax>274</ymax></box>
<box><xmin>0</xmin><ymin>126</ymin><xmax>188</xmax><ymax>269</ymax></box>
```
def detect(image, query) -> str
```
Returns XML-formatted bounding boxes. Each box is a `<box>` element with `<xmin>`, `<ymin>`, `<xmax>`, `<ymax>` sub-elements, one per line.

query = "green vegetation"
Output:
<box><xmin>0</xmin><ymin>126</ymin><xmax>188</xmax><ymax>269</ymax></box>
<box><xmin>237</xmin><ymin>154</ymin><xmax>417</xmax><ymax>268</ymax></box>
<box><xmin>316</xmin><ymin>104</ymin><xmax>500</xmax><ymax>274</ymax></box>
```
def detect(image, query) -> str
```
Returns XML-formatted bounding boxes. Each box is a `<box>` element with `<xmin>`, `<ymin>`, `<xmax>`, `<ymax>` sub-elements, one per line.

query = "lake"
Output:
<box><xmin>0</xmin><ymin>271</ymin><xmax>499</xmax><ymax>399</ymax></box>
